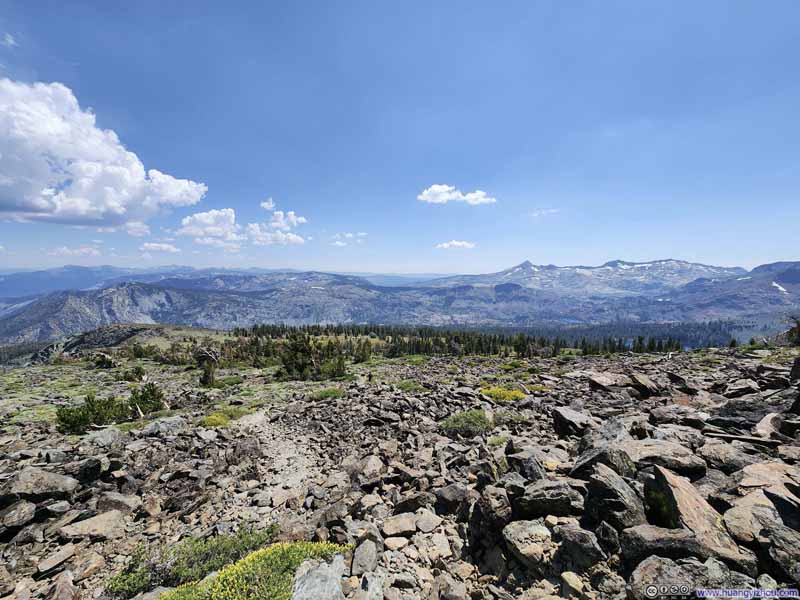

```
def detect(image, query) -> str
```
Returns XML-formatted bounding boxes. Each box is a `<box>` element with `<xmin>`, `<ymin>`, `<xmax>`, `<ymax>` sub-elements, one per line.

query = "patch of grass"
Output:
<box><xmin>160</xmin><ymin>542</ymin><xmax>348</xmax><ymax>600</ymax></box>
<box><xmin>200</xmin><ymin>413</ymin><xmax>230</xmax><ymax>428</ymax></box>
<box><xmin>480</xmin><ymin>386</ymin><xmax>525</xmax><ymax>403</ymax></box>
<box><xmin>201</xmin><ymin>406</ymin><xmax>250</xmax><ymax>427</ymax></box>
<box><xmin>310</xmin><ymin>387</ymin><xmax>345</xmax><ymax>400</ymax></box>
<box><xmin>404</xmin><ymin>355</ymin><xmax>430</xmax><ymax>366</ymax></box>
<box><xmin>9</xmin><ymin>404</ymin><xmax>58</xmax><ymax>425</ymax></box>
<box><xmin>396</xmin><ymin>379</ymin><xmax>425</xmax><ymax>393</ymax></box>
<box><xmin>495</xmin><ymin>411</ymin><xmax>530</xmax><ymax>426</ymax></box>
<box><xmin>488</xmin><ymin>435</ymin><xmax>509</xmax><ymax>448</ymax></box>
<box><xmin>441</xmin><ymin>409</ymin><xmax>493</xmax><ymax>438</ymax></box>
<box><xmin>528</xmin><ymin>384</ymin><xmax>550</xmax><ymax>393</ymax></box>
<box><xmin>106</xmin><ymin>526</ymin><xmax>278</xmax><ymax>599</ymax></box>
<box><xmin>499</xmin><ymin>360</ymin><xmax>523</xmax><ymax>371</ymax></box>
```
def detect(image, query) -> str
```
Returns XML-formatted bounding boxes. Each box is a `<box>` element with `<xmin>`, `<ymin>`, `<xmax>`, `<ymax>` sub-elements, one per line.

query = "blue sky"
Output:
<box><xmin>0</xmin><ymin>1</ymin><xmax>799</xmax><ymax>273</ymax></box>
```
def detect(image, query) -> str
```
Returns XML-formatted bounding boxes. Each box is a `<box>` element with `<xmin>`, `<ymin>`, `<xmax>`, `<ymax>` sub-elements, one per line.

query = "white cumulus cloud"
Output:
<box><xmin>177</xmin><ymin>205</ymin><xmax>308</xmax><ymax>249</ymax></box>
<box><xmin>436</xmin><ymin>240</ymin><xmax>476</xmax><ymax>249</ymax></box>
<box><xmin>247</xmin><ymin>223</ymin><xmax>304</xmax><ymax>246</ymax></box>
<box><xmin>269</xmin><ymin>210</ymin><xmax>307</xmax><ymax>231</ymax></box>
<box><xmin>260</xmin><ymin>198</ymin><xmax>276</xmax><ymax>211</ymax></box>
<box><xmin>176</xmin><ymin>208</ymin><xmax>244</xmax><ymax>251</ymax></box>
<box><xmin>1</xmin><ymin>33</ymin><xmax>17</xmax><ymax>48</ymax></box>
<box><xmin>47</xmin><ymin>245</ymin><xmax>101</xmax><ymax>257</ymax></box>
<box><xmin>140</xmin><ymin>242</ymin><xmax>179</xmax><ymax>253</ymax></box>
<box><xmin>0</xmin><ymin>78</ymin><xmax>207</xmax><ymax>229</ymax></box>
<box><xmin>418</xmin><ymin>184</ymin><xmax>496</xmax><ymax>205</ymax></box>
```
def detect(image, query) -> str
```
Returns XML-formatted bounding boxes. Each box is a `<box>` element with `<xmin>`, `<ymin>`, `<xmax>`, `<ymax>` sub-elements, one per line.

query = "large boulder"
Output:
<box><xmin>0</xmin><ymin>500</ymin><xmax>36</xmax><ymax>529</ymax></box>
<box><xmin>627</xmin><ymin>555</ymin><xmax>757</xmax><ymax>600</ymax></box>
<box><xmin>58</xmin><ymin>510</ymin><xmax>125</xmax><ymax>541</ymax></box>
<box><xmin>696</xmin><ymin>440</ymin><xmax>758</xmax><ymax>475</ymax></box>
<box><xmin>724</xmin><ymin>379</ymin><xmax>760</xmax><ymax>398</ymax></box>
<box><xmin>513</xmin><ymin>479</ymin><xmax>584</xmax><ymax>519</ymax></box>
<box><xmin>502</xmin><ymin>519</ymin><xmax>556</xmax><ymax>573</ymax></box>
<box><xmin>621</xmin><ymin>524</ymin><xmax>710</xmax><ymax>566</ymax></box>
<box><xmin>475</xmin><ymin>486</ymin><xmax>512</xmax><ymax>531</ymax></box>
<box><xmin>585</xmin><ymin>463</ymin><xmax>646</xmax><ymax>530</ymax></box>
<box><xmin>552</xmin><ymin>524</ymin><xmax>607</xmax><ymax>572</ymax></box>
<box><xmin>2</xmin><ymin>467</ymin><xmax>79</xmax><ymax>502</ymax></box>
<box><xmin>351</xmin><ymin>539</ymin><xmax>377</xmax><ymax>576</ymax></box>
<box><xmin>570</xmin><ymin>444</ymin><xmax>636</xmax><ymax>480</ymax></box>
<box><xmin>645</xmin><ymin>466</ymin><xmax>756</xmax><ymax>575</ymax></box>
<box><xmin>760</xmin><ymin>520</ymin><xmax>800</xmax><ymax>584</ymax></box>
<box><xmin>292</xmin><ymin>555</ymin><xmax>346</xmax><ymax>600</ymax></box>
<box><xmin>620</xmin><ymin>439</ymin><xmax>707</xmax><ymax>480</ymax></box>
<box><xmin>553</xmin><ymin>407</ymin><xmax>600</xmax><ymax>438</ymax></box>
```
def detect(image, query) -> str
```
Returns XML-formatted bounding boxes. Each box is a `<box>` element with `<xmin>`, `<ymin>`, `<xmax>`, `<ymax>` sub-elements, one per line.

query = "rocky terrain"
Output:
<box><xmin>1</xmin><ymin>327</ymin><xmax>799</xmax><ymax>599</ymax></box>
<box><xmin>0</xmin><ymin>260</ymin><xmax>798</xmax><ymax>344</ymax></box>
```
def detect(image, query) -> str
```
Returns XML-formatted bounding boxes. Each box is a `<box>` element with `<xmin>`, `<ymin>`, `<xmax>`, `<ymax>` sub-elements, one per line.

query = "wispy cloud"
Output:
<box><xmin>140</xmin><ymin>242</ymin><xmax>180</xmax><ymax>253</ymax></box>
<box><xmin>1</xmin><ymin>33</ymin><xmax>17</xmax><ymax>48</ymax></box>
<box><xmin>418</xmin><ymin>184</ymin><xmax>497</xmax><ymax>206</ymax></box>
<box><xmin>260</xmin><ymin>198</ymin><xmax>276</xmax><ymax>211</ymax></box>
<box><xmin>530</xmin><ymin>208</ymin><xmax>560</xmax><ymax>218</ymax></box>
<box><xmin>436</xmin><ymin>240</ymin><xmax>476</xmax><ymax>249</ymax></box>
<box><xmin>331</xmin><ymin>232</ymin><xmax>367</xmax><ymax>246</ymax></box>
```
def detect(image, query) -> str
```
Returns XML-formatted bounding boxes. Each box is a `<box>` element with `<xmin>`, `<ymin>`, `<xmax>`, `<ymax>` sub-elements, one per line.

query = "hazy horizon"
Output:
<box><xmin>0</xmin><ymin>255</ymin><xmax>788</xmax><ymax>277</ymax></box>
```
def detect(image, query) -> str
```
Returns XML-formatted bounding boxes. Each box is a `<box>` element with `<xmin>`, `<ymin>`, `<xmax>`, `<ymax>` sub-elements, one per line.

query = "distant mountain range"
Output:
<box><xmin>0</xmin><ymin>265</ymin><xmax>449</xmax><ymax>298</ymax></box>
<box><xmin>0</xmin><ymin>259</ymin><xmax>797</xmax><ymax>344</ymax></box>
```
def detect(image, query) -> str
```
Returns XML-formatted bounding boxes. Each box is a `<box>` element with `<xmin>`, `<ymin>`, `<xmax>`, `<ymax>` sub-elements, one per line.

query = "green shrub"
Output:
<box><xmin>200</xmin><ymin>362</ymin><xmax>217</xmax><ymax>387</ymax></box>
<box><xmin>310</xmin><ymin>387</ymin><xmax>345</xmax><ymax>400</ymax></box>
<box><xmin>106</xmin><ymin>527</ymin><xmax>278</xmax><ymax>598</ymax></box>
<box><xmin>160</xmin><ymin>541</ymin><xmax>348</xmax><ymax>600</ymax></box>
<box><xmin>276</xmin><ymin>334</ymin><xmax>348</xmax><ymax>381</ymax></box>
<box><xmin>94</xmin><ymin>353</ymin><xmax>116</xmax><ymax>369</ymax></box>
<box><xmin>480</xmin><ymin>386</ymin><xmax>525</xmax><ymax>403</ymax></box>
<box><xmin>499</xmin><ymin>360</ymin><xmax>523</xmax><ymax>371</ymax></box>
<box><xmin>56</xmin><ymin>393</ymin><xmax>130</xmax><ymax>434</ymax></box>
<box><xmin>441</xmin><ymin>409</ymin><xmax>493</xmax><ymax>437</ymax></box>
<box><xmin>396</xmin><ymin>379</ymin><xmax>424</xmax><ymax>393</ymax></box>
<box><xmin>120</xmin><ymin>365</ymin><xmax>145</xmax><ymax>382</ymax></box>
<box><xmin>319</xmin><ymin>357</ymin><xmax>347</xmax><ymax>379</ymax></box>
<box><xmin>129</xmin><ymin>383</ymin><xmax>166</xmax><ymax>414</ymax></box>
